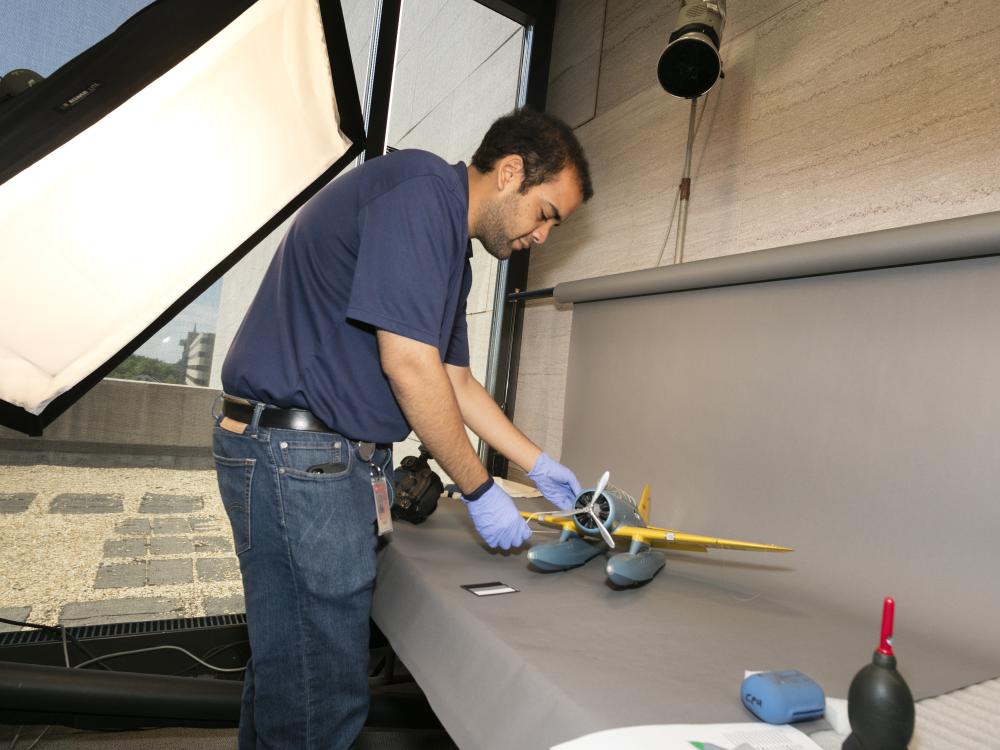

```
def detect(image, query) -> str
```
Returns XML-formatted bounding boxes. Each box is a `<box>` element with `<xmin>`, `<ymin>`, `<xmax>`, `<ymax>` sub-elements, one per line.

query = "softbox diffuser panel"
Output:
<box><xmin>0</xmin><ymin>0</ymin><xmax>364</xmax><ymax>432</ymax></box>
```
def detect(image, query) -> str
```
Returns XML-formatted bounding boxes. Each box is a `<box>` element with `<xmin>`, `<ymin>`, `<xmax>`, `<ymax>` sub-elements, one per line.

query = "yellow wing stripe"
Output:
<box><xmin>613</xmin><ymin>525</ymin><xmax>792</xmax><ymax>552</ymax></box>
<box><xmin>519</xmin><ymin>514</ymin><xmax>793</xmax><ymax>552</ymax></box>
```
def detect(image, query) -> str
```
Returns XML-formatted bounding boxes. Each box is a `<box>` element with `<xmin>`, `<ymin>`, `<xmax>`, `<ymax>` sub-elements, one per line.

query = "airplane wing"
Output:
<box><xmin>520</xmin><ymin>510</ymin><xmax>576</xmax><ymax>534</ymax></box>
<box><xmin>613</xmin><ymin>525</ymin><xmax>793</xmax><ymax>553</ymax></box>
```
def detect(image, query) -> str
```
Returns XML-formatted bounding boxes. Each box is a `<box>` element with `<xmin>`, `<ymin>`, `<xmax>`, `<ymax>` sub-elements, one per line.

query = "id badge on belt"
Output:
<box><xmin>360</xmin><ymin>442</ymin><xmax>393</xmax><ymax>536</ymax></box>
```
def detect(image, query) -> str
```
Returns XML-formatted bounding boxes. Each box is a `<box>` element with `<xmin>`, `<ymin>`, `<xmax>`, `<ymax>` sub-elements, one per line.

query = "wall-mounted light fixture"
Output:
<box><xmin>655</xmin><ymin>1</ymin><xmax>727</xmax><ymax>266</ymax></box>
<box><xmin>657</xmin><ymin>0</ymin><xmax>726</xmax><ymax>99</ymax></box>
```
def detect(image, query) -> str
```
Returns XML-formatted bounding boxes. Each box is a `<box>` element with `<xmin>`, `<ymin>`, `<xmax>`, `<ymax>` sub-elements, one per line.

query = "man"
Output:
<box><xmin>213</xmin><ymin>108</ymin><xmax>593</xmax><ymax>748</ymax></box>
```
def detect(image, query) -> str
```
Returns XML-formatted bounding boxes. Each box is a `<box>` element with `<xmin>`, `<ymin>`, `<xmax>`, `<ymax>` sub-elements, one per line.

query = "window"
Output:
<box><xmin>0</xmin><ymin>0</ymin><xmax>542</xmax><ymax>629</ymax></box>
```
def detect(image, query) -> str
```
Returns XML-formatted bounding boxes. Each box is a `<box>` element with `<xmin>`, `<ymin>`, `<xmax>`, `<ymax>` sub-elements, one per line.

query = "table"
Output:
<box><xmin>372</xmin><ymin>498</ymin><xmax>995</xmax><ymax>750</ymax></box>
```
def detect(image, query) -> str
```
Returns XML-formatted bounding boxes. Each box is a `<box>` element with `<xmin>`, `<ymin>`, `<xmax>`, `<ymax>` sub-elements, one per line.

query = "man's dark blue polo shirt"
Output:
<box><xmin>221</xmin><ymin>150</ymin><xmax>473</xmax><ymax>443</ymax></box>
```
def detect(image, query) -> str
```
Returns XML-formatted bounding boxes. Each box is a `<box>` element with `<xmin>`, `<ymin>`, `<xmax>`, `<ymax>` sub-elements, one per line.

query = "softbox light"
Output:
<box><xmin>0</xmin><ymin>0</ymin><xmax>365</xmax><ymax>435</ymax></box>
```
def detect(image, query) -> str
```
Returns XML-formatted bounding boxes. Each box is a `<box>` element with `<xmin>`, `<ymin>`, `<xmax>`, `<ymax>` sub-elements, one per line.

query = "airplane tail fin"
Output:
<box><xmin>637</xmin><ymin>483</ymin><xmax>650</xmax><ymax>524</ymax></box>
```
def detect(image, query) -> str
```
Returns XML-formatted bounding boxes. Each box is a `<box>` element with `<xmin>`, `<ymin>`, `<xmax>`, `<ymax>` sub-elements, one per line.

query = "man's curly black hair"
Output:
<box><xmin>471</xmin><ymin>108</ymin><xmax>593</xmax><ymax>202</ymax></box>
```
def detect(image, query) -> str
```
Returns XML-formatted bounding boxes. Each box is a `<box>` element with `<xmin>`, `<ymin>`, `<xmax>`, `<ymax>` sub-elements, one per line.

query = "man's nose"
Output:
<box><xmin>531</xmin><ymin>223</ymin><xmax>552</xmax><ymax>245</ymax></box>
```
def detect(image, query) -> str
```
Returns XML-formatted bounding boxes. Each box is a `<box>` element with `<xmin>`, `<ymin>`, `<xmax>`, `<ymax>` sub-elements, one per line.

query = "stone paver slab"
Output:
<box><xmin>150</xmin><ymin>536</ymin><xmax>194</xmax><ymax>555</ymax></box>
<box><xmin>139</xmin><ymin>493</ymin><xmax>203</xmax><ymax>514</ymax></box>
<box><xmin>116</xmin><ymin>518</ymin><xmax>151</xmax><ymax>535</ymax></box>
<box><xmin>60</xmin><ymin>597</ymin><xmax>183</xmax><ymax>627</ymax></box>
<box><xmin>148</xmin><ymin>559</ymin><xmax>192</xmax><ymax>585</ymax></box>
<box><xmin>203</xmin><ymin>595</ymin><xmax>245</xmax><ymax>615</ymax></box>
<box><xmin>196</xmin><ymin>558</ymin><xmax>240</xmax><ymax>582</ymax></box>
<box><xmin>0</xmin><ymin>493</ymin><xmax>36</xmax><ymax>514</ymax></box>
<box><xmin>151</xmin><ymin>518</ymin><xmax>190</xmax><ymax>535</ymax></box>
<box><xmin>0</xmin><ymin>607</ymin><xmax>32</xmax><ymax>632</ymax></box>
<box><xmin>190</xmin><ymin>516</ymin><xmax>225</xmax><ymax>533</ymax></box>
<box><xmin>50</xmin><ymin>493</ymin><xmax>123</xmax><ymax>514</ymax></box>
<box><xmin>193</xmin><ymin>536</ymin><xmax>233</xmax><ymax>554</ymax></box>
<box><xmin>103</xmin><ymin>539</ymin><xmax>147</xmax><ymax>558</ymax></box>
<box><xmin>94</xmin><ymin>561</ymin><xmax>146</xmax><ymax>589</ymax></box>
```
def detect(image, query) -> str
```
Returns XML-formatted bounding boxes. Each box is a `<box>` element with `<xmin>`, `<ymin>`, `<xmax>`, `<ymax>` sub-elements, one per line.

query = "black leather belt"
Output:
<box><xmin>222</xmin><ymin>397</ymin><xmax>332</xmax><ymax>433</ymax></box>
<box><xmin>221</xmin><ymin>398</ymin><xmax>392</xmax><ymax>453</ymax></box>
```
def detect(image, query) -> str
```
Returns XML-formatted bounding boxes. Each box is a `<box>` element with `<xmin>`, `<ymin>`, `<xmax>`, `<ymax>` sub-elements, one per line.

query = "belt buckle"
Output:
<box><xmin>357</xmin><ymin>441</ymin><xmax>376</xmax><ymax>463</ymax></box>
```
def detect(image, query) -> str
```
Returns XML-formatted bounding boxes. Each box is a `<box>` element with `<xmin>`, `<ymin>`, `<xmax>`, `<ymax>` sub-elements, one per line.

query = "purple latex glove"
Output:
<box><xmin>462</xmin><ymin>483</ymin><xmax>532</xmax><ymax>549</ymax></box>
<box><xmin>527</xmin><ymin>452</ymin><xmax>582</xmax><ymax>511</ymax></box>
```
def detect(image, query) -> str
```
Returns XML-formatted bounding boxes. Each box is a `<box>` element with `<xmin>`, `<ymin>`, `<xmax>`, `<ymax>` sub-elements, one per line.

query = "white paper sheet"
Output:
<box><xmin>551</xmin><ymin>723</ymin><xmax>825</xmax><ymax>750</ymax></box>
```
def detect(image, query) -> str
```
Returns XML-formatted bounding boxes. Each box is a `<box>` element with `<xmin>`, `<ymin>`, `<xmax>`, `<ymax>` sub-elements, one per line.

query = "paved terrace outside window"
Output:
<box><xmin>0</xmin><ymin>464</ymin><xmax>243</xmax><ymax>631</ymax></box>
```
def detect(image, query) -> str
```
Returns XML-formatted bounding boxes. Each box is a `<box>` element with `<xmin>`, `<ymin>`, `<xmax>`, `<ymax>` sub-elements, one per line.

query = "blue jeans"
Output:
<box><xmin>212</xmin><ymin>403</ymin><xmax>392</xmax><ymax>749</ymax></box>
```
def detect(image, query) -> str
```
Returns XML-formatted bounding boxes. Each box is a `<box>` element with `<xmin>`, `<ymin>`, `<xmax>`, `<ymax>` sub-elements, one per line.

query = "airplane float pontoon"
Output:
<box><xmin>522</xmin><ymin>471</ymin><xmax>792</xmax><ymax>587</ymax></box>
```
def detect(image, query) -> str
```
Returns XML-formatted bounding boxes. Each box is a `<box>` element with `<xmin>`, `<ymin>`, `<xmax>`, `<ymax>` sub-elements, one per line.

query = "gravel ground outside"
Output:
<box><xmin>0</xmin><ymin>464</ymin><xmax>542</xmax><ymax>630</ymax></box>
<box><xmin>0</xmin><ymin>464</ymin><xmax>243</xmax><ymax>628</ymax></box>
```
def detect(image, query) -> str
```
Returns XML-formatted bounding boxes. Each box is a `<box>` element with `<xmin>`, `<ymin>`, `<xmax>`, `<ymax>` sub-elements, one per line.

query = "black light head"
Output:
<box><xmin>657</xmin><ymin>0</ymin><xmax>726</xmax><ymax>99</ymax></box>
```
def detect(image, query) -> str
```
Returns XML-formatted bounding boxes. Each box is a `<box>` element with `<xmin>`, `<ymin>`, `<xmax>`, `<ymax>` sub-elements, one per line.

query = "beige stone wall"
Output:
<box><xmin>511</xmin><ymin>0</ymin><xmax>1000</xmax><ymax>479</ymax></box>
<box><xmin>0</xmin><ymin>379</ymin><xmax>218</xmax><ymax>465</ymax></box>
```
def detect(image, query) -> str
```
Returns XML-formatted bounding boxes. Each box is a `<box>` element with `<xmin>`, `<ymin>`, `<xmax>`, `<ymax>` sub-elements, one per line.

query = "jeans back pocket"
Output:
<box><xmin>213</xmin><ymin>453</ymin><xmax>254</xmax><ymax>554</ymax></box>
<box><xmin>277</xmin><ymin>437</ymin><xmax>351</xmax><ymax>480</ymax></box>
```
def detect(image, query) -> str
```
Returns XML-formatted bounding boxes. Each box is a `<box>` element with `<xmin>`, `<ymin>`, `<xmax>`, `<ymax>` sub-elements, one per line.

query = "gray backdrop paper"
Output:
<box><xmin>561</xmin><ymin>253</ymin><xmax>1000</xmax><ymax>661</ymax></box>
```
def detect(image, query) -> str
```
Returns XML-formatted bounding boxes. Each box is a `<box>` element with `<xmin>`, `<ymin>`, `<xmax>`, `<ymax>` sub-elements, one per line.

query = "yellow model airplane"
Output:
<box><xmin>521</xmin><ymin>471</ymin><xmax>792</xmax><ymax>586</ymax></box>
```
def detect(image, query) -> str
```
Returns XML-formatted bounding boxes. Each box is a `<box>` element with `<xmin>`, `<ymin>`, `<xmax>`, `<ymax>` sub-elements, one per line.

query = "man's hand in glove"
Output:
<box><xmin>527</xmin><ymin>452</ymin><xmax>582</xmax><ymax>511</ymax></box>
<box><xmin>462</xmin><ymin>480</ymin><xmax>531</xmax><ymax>549</ymax></box>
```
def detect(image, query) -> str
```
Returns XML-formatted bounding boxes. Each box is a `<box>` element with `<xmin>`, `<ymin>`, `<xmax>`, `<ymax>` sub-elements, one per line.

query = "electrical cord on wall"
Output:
<box><xmin>653</xmin><ymin>165</ymin><xmax>683</xmax><ymax>268</ymax></box>
<box><xmin>71</xmin><ymin>644</ymin><xmax>246</xmax><ymax>672</ymax></box>
<box><xmin>172</xmin><ymin>639</ymin><xmax>249</xmax><ymax>677</ymax></box>
<box><xmin>0</xmin><ymin>615</ymin><xmax>244</xmax><ymax>673</ymax></box>
<box><xmin>0</xmin><ymin>616</ymin><xmax>113</xmax><ymax>670</ymax></box>
<box><xmin>8</xmin><ymin>726</ymin><xmax>48</xmax><ymax>750</ymax></box>
<box><xmin>653</xmin><ymin>86</ymin><xmax>720</xmax><ymax>268</ymax></box>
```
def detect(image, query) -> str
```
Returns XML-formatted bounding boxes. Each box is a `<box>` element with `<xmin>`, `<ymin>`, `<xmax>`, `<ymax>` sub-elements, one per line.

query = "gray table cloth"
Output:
<box><xmin>372</xmin><ymin>498</ymin><xmax>996</xmax><ymax>750</ymax></box>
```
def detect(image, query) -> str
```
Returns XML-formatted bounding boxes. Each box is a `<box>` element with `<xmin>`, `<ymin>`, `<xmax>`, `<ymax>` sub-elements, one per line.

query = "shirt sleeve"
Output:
<box><xmin>346</xmin><ymin>176</ymin><xmax>461</xmax><ymax>349</ymax></box>
<box><xmin>444</xmin><ymin>259</ymin><xmax>473</xmax><ymax>367</ymax></box>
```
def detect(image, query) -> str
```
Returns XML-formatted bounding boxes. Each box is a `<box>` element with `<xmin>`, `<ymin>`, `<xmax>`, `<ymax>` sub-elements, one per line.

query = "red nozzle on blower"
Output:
<box><xmin>877</xmin><ymin>596</ymin><xmax>894</xmax><ymax>656</ymax></box>
<box><xmin>842</xmin><ymin>596</ymin><xmax>914</xmax><ymax>750</ymax></box>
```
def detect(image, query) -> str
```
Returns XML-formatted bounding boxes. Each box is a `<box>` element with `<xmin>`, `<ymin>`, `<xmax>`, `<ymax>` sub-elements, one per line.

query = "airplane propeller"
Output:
<box><xmin>534</xmin><ymin>470</ymin><xmax>615</xmax><ymax>549</ymax></box>
<box><xmin>589</xmin><ymin>471</ymin><xmax>615</xmax><ymax>549</ymax></box>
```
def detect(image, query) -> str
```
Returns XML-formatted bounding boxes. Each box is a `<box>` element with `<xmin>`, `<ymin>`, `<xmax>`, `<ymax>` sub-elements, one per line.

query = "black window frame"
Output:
<box><xmin>363</xmin><ymin>0</ymin><xmax>556</xmax><ymax>478</ymax></box>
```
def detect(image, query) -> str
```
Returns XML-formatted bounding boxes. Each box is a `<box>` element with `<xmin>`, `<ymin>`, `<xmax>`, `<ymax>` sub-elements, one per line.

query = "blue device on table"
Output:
<box><xmin>741</xmin><ymin>670</ymin><xmax>825</xmax><ymax>724</ymax></box>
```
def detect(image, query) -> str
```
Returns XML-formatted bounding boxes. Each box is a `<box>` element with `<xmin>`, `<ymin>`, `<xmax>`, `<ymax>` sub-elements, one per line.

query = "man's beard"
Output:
<box><xmin>476</xmin><ymin>193</ymin><xmax>519</xmax><ymax>260</ymax></box>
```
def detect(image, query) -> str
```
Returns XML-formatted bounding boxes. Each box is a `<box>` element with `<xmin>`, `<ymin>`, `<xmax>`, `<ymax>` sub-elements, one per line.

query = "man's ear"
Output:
<box><xmin>495</xmin><ymin>154</ymin><xmax>524</xmax><ymax>192</ymax></box>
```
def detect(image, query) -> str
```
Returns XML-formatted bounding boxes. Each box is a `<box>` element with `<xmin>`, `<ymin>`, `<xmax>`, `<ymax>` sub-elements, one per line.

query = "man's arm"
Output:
<box><xmin>444</xmin><ymin>363</ymin><xmax>541</xmax><ymax>472</ymax></box>
<box><xmin>377</xmin><ymin>330</ymin><xmax>489</xmax><ymax>494</ymax></box>
<box><xmin>445</xmin><ymin>363</ymin><xmax>581</xmax><ymax>511</ymax></box>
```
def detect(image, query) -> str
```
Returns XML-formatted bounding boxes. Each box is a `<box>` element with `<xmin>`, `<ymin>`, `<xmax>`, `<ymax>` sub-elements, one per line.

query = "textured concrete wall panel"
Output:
<box><xmin>0</xmin><ymin>380</ymin><xmax>217</xmax><ymax>450</ymax></box>
<box><xmin>516</xmin><ymin>0</ymin><xmax>1000</xmax><ymax>464</ymax></box>
<box><xmin>547</xmin><ymin>1</ymin><xmax>606</xmax><ymax>128</ymax></box>
<box><xmin>510</xmin><ymin>302</ymin><xmax>573</xmax><ymax>461</ymax></box>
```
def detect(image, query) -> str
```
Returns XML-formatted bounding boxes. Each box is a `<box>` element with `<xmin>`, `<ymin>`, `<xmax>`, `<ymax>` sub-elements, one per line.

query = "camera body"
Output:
<box><xmin>391</xmin><ymin>445</ymin><xmax>443</xmax><ymax>524</ymax></box>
